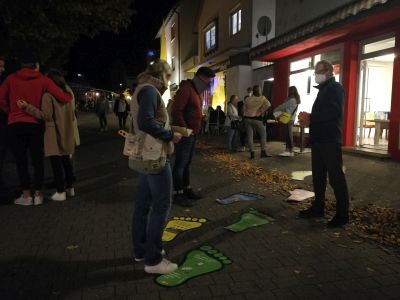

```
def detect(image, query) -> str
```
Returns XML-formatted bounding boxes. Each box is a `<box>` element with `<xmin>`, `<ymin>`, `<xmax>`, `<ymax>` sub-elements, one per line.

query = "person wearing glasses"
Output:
<box><xmin>297</xmin><ymin>60</ymin><xmax>349</xmax><ymax>228</ymax></box>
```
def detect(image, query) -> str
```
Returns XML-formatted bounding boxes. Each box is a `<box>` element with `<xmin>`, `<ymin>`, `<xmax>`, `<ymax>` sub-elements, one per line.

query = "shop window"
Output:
<box><xmin>204</xmin><ymin>23</ymin><xmax>217</xmax><ymax>52</ymax></box>
<box><xmin>230</xmin><ymin>9</ymin><xmax>242</xmax><ymax>35</ymax></box>
<box><xmin>289</xmin><ymin>49</ymin><xmax>342</xmax><ymax>128</ymax></box>
<box><xmin>290</xmin><ymin>57</ymin><xmax>311</xmax><ymax>72</ymax></box>
<box><xmin>363</xmin><ymin>37</ymin><xmax>395</xmax><ymax>54</ymax></box>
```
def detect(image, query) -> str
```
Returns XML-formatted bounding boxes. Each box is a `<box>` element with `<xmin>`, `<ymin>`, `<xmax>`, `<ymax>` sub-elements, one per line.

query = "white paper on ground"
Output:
<box><xmin>291</xmin><ymin>171</ymin><xmax>313</xmax><ymax>181</ymax></box>
<box><xmin>287</xmin><ymin>189</ymin><xmax>315</xmax><ymax>202</ymax></box>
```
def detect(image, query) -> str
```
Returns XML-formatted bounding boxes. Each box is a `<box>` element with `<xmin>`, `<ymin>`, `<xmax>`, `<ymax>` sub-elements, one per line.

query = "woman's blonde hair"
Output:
<box><xmin>138</xmin><ymin>59</ymin><xmax>172</xmax><ymax>89</ymax></box>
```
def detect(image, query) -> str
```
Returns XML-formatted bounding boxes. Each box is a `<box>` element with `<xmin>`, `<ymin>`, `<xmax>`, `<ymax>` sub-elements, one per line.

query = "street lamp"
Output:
<box><xmin>119</xmin><ymin>83</ymin><xmax>123</xmax><ymax>87</ymax></box>
<box><xmin>77</xmin><ymin>73</ymin><xmax>83</xmax><ymax>77</ymax></box>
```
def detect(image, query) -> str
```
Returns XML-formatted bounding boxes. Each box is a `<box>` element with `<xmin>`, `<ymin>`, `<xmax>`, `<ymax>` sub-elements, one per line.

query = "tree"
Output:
<box><xmin>0</xmin><ymin>0</ymin><xmax>134</xmax><ymax>65</ymax></box>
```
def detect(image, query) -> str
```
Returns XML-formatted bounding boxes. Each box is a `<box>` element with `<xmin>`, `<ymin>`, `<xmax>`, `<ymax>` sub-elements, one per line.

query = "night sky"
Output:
<box><xmin>66</xmin><ymin>0</ymin><xmax>178</xmax><ymax>88</ymax></box>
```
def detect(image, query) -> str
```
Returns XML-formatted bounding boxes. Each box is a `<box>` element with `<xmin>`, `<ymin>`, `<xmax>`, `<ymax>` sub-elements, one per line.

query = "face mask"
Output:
<box><xmin>315</xmin><ymin>74</ymin><xmax>327</xmax><ymax>84</ymax></box>
<box><xmin>193</xmin><ymin>76</ymin><xmax>210</xmax><ymax>94</ymax></box>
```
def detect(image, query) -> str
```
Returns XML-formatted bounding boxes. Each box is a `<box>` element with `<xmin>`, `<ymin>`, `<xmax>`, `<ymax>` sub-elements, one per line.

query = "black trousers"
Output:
<box><xmin>117</xmin><ymin>112</ymin><xmax>127</xmax><ymax>129</ymax></box>
<box><xmin>49</xmin><ymin>155</ymin><xmax>74</xmax><ymax>193</ymax></box>
<box><xmin>98</xmin><ymin>113</ymin><xmax>107</xmax><ymax>128</ymax></box>
<box><xmin>311</xmin><ymin>143</ymin><xmax>349</xmax><ymax>216</ymax></box>
<box><xmin>7</xmin><ymin>123</ymin><xmax>44</xmax><ymax>191</ymax></box>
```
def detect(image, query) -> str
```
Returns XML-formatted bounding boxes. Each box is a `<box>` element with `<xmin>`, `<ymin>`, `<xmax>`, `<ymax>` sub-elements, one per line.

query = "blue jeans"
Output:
<box><xmin>226</xmin><ymin>126</ymin><xmax>237</xmax><ymax>151</ymax></box>
<box><xmin>132</xmin><ymin>161</ymin><xmax>172</xmax><ymax>266</ymax></box>
<box><xmin>172</xmin><ymin>135</ymin><xmax>196</xmax><ymax>191</ymax></box>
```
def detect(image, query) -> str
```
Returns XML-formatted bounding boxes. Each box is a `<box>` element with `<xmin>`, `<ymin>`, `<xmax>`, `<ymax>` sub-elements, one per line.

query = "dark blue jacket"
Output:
<box><xmin>310</xmin><ymin>77</ymin><xmax>344</xmax><ymax>144</ymax></box>
<box><xmin>137</xmin><ymin>86</ymin><xmax>173</xmax><ymax>141</ymax></box>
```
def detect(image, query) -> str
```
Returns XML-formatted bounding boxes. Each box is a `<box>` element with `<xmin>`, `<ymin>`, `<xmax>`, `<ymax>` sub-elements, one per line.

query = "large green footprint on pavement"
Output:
<box><xmin>155</xmin><ymin>245</ymin><xmax>232</xmax><ymax>287</ymax></box>
<box><xmin>225</xmin><ymin>208</ymin><xmax>274</xmax><ymax>232</ymax></box>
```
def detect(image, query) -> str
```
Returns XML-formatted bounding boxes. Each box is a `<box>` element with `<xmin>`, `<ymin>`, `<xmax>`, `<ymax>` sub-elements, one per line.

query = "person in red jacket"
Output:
<box><xmin>171</xmin><ymin>66</ymin><xmax>215</xmax><ymax>207</ymax></box>
<box><xmin>0</xmin><ymin>52</ymin><xmax>73</xmax><ymax>206</ymax></box>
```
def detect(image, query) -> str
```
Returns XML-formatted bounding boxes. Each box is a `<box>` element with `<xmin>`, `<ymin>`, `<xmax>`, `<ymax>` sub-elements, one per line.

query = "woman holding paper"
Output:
<box><xmin>130</xmin><ymin>60</ymin><xmax>182</xmax><ymax>274</ymax></box>
<box><xmin>274</xmin><ymin>86</ymin><xmax>300</xmax><ymax>157</ymax></box>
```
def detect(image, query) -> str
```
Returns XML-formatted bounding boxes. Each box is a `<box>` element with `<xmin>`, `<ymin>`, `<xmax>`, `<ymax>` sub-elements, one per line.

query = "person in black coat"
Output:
<box><xmin>298</xmin><ymin>60</ymin><xmax>349</xmax><ymax>228</ymax></box>
<box><xmin>114</xmin><ymin>93</ymin><xmax>129</xmax><ymax>130</ymax></box>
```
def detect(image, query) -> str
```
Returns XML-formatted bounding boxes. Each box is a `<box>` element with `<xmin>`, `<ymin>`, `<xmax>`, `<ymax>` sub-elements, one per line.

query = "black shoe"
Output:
<box><xmin>299</xmin><ymin>207</ymin><xmax>324</xmax><ymax>218</ymax></box>
<box><xmin>260</xmin><ymin>150</ymin><xmax>272</xmax><ymax>158</ymax></box>
<box><xmin>174</xmin><ymin>194</ymin><xmax>194</xmax><ymax>207</ymax></box>
<box><xmin>327</xmin><ymin>214</ymin><xmax>349</xmax><ymax>228</ymax></box>
<box><xmin>184</xmin><ymin>188</ymin><xmax>202</xmax><ymax>200</ymax></box>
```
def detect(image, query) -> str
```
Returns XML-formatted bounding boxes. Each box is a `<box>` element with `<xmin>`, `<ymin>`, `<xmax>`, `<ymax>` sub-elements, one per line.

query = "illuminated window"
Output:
<box><xmin>230</xmin><ymin>9</ymin><xmax>242</xmax><ymax>35</ymax></box>
<box><xmin>363</xmin><ymin>37</ymin><xmax>395</xmax><ymax>54</ymax></box>
<box><xmin>205</xmin><ymin>23</ymin><xmax>217</xmax><ymax>52</ymax></box>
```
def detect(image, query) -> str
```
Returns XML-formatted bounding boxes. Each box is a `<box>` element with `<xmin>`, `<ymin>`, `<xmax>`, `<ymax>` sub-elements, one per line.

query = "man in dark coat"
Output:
<box><xmin>298</xmin><ymin>60</ymin><xmax>349</xmax><ymax>228</ymax></box>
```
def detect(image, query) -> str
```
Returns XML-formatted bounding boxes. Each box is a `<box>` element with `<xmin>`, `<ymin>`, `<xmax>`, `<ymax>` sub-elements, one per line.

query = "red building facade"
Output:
<box><xmin>251</xmin><ymin>0</ymin><xmax>400</xmax><ymax>160</ymax></box>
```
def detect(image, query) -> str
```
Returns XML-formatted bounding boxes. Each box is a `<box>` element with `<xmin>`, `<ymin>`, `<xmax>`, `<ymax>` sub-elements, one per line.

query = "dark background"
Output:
<box><xmin>66</xmin><ymin>0</ymin><xmax>178</xmax><ymax>88</ymax></box>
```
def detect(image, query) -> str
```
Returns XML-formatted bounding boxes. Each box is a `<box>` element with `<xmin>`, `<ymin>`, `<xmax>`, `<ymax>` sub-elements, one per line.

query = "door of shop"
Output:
<box><xmin>356</xmin><ymin>36</ymin><xmax>395</xmax><ymax>151</ymax></box>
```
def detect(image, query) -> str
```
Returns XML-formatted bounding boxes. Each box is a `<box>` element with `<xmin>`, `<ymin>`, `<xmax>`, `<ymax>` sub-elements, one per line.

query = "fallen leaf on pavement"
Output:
<box><xmin>66</xmin><ymin>245</ymin><xmax>79</xmax><ymax>251</ymax></box>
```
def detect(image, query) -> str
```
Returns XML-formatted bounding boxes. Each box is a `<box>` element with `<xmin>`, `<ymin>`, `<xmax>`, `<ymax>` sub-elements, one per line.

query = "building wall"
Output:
<box><xmin>164</xmin><ymin>14</ymin><xmax>180</xmax><ymax>87</ymax></box>
<box><xmin>179</xmin><ymin>0</ymin><xmax>201</xmax><ymax>64</ymax></box>
<box><xmin>275</xmin><ymin>0</ymin><xmax>353</xmax><ymax>36</ymax></box>
<box><xmin>225</xmin><ymin>65</ymin><xmax>252</xmax><ymax>102</ymax></box>
<box><xmin>252</xmin><ymin>0</ymin><xmax>275</xmax><ymax>48</ymax></box>
<box><xmin>197</xmin><ymin>0</ymin><xmax>252</xmax><ymax>64</ymax></box>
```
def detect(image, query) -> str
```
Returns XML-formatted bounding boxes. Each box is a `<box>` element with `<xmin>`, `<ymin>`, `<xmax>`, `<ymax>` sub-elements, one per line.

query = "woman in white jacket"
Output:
<box><xmin>274</xmin><ymin>86</ymin><xmax>300</xmax><ymax>156</ymax></box>
<box><xmin>224</xmin><ymin>95</ymin><xmax>240</xmax><ymax>152</ymax></box>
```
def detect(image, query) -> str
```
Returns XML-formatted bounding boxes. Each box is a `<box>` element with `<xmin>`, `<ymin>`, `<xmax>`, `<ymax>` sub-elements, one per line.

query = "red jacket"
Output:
<box><xmin>0</xmin><ymin>68</ymin><xmax>72</xmax><ymax>125</ymax></box>
<box><xmin>171</xmin><ymin>80</ymin><xmax>202</xmax><ymax>134</ymax></box>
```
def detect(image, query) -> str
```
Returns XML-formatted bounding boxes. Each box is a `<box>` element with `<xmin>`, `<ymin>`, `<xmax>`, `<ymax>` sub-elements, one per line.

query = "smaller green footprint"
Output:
<box><xmin>225</xmin><ymin>208</ymin><xmax>274</xmax><ymax>232</ymax></box>
<box><xmin>155</xmin><ymin>245</ymin><xmax>232</xmax><ymax>287</ymax></box>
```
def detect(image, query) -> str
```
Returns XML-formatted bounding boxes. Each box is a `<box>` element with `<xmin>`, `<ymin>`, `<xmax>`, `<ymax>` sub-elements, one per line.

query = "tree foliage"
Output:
<box><xmin>0</xmin><ymin>0</ymin><xmax>134</xmax><ymax>65</ymax></box>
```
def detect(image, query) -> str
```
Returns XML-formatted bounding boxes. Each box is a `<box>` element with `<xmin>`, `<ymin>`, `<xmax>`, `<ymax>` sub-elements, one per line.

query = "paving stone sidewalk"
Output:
<box><xmin>0</xmin><ymin>113</ymin><xmax>399</xmax><ymax>300</ymax></box>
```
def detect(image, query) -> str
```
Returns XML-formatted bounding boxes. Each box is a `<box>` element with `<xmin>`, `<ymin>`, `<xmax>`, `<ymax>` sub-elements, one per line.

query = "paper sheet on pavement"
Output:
<box><xmin>287</xmin><ymin>189</ymin><xmax>315</xmax><ymax>202</ymax></box>
<box><xmin>291</xmin><ymin>171</ymin><xmax>312</xmax><ymax>181</ymax></box>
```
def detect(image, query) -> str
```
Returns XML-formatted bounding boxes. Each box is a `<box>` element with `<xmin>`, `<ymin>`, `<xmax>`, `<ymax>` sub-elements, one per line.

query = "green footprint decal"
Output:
<box><xmin>155</xmin><ymin>245</ymin><xmax>232</xmax><ymax>287</ymax></box>
<box><xmin>225</xmin><ymin>208</ymin><xmax>274</xmax><ymax>232</ymax></box>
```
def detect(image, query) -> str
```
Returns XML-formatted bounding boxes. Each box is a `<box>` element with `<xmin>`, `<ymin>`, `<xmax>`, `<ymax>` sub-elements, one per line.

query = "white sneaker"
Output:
<box><xmin>279</xmin><ymin>151</ymin><xmax>294</xmax><ymax>157</ymax></box>
<box><xmin>66</xmin><ymin>188</ymin><xmax>75</xmax><ymax>197</ymax></box>
<box><xmin>134</xmin><ymin>249</ymin><xmax>166</xmax><ymax>262</ymax></box>
<box><xmin>14</xmin><ymin>195</ymin><xmax>33</xmax><ymax>206</ymax></box>
<box><xmin>144</xmin><ymin>258</ymin><xmax>177</xmax><ymax>274</ymax></box>
<box><xmin>34</xmin><ymin>195</ymin><xmax>44</xmax><ymax>205</ymax></box>
<box><xmin>51</xmin><ymin>192</ymin><xmax>66</xmax><ymax>201</ymax></box>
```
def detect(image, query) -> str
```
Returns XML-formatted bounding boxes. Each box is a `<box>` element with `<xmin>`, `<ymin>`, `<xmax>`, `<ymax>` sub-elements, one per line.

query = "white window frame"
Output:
<box><xmin>230</xmin><ymin>9</ymin><xmax>242</xmax><ymax>36</ymax></box>
<box><xmin>204</xmin><ymin>22</ymin><xmax>217</xmax><ymax>52</ymax></box>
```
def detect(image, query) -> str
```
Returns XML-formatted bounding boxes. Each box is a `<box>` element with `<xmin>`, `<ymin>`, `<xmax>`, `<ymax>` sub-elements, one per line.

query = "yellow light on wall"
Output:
<box><xmin>210</xmin><ymin>72</ymin><xmax>226</xmax><ymax>110</ymax></box>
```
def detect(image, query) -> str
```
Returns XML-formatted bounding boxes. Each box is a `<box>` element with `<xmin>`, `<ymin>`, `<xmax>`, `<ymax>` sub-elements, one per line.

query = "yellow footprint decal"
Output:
<box><xmin>162</xmin><ymin>217</ymin><xmax>207</xmax><ymax>242</ymax></box>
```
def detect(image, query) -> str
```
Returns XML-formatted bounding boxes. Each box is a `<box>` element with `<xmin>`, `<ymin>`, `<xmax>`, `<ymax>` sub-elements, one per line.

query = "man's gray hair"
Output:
<box><xmin>315</xmin><ymin>60</ymin><xmax>333</xmax><ymax>72</ymax></box>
